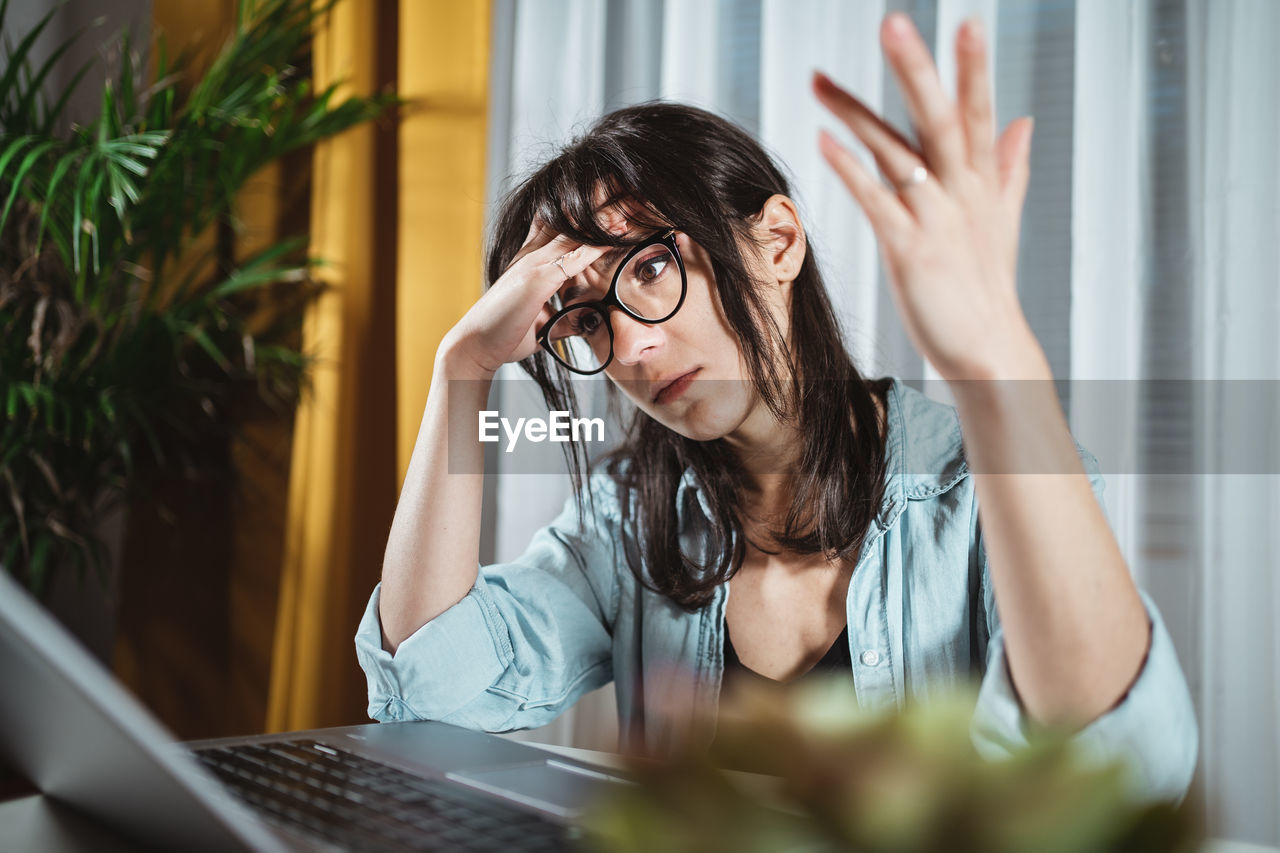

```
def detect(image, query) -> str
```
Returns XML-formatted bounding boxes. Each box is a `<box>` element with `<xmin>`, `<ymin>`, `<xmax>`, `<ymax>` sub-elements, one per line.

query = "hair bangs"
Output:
<box><xmin>521</xmin><ymin>149</ymin><xmax>670</xmax><ymax>250</ymax></box>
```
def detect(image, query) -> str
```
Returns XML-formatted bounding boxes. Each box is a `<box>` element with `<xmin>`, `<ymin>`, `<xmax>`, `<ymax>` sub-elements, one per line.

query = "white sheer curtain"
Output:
<box><xmin>485</xmin><ymin>0</ymin><xmax>1280</xmax><ymax>842</ymax></box>
<box><xmin>1186</xmin><ymin>0</ymin><xmax>1280</xmax><ymax>843</ymax></box>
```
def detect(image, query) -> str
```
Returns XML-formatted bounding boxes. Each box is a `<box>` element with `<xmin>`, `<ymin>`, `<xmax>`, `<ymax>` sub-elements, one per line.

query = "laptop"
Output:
<box><xmin>0</xmin><ymin>568</ymin><xmax>625</xmax><ymax>851</ymax></box>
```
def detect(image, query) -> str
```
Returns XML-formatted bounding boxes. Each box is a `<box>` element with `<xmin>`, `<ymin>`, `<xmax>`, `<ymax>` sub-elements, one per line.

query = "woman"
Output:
<box><xmin>358</xmin><ymin>14</ymin><xmax>1196</xmax><ymax>801</ymax></box>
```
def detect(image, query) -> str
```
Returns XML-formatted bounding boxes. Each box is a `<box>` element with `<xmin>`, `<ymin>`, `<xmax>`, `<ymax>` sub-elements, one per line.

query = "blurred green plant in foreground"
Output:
<box><xmin>586</xmin><ymin>679</ymin><xmax>1198</xmax><ymax>853</ymax></box>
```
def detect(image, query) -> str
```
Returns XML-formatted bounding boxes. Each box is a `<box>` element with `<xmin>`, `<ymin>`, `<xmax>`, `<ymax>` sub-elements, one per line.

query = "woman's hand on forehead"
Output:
<box><xmin>545</xmin><ymin>208</ymin><xmax>666</xmax><ymax>307</ymax></box>
<box><xmin>440</xmin><ymin>220</ymin><xmax>606</xmax><ymax>379</ymax></box>
<box><xmin>543</xmin><ymin>243</ymin><xmax>627</xmax><ymax>310</ymax></box>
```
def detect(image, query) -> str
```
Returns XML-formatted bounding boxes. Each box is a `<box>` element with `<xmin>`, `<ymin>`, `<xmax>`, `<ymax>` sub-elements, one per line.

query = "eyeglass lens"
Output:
<box><xmin>545</xmin><ymin>241</ymin><xmax>682</xmax><ymax>373</ymax></box>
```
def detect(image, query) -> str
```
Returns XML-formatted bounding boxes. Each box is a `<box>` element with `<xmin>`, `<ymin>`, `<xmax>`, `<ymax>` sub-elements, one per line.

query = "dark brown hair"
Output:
<box><xmin>485</xmin><ymin>102</ymin><xmax>888</xmax><ymax>610</ymax></box>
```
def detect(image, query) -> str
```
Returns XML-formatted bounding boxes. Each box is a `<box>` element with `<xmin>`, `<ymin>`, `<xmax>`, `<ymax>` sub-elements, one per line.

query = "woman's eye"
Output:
<box><xmin>634</xmin><ymin>256</ymin><xmax>668</xmax><ymax>283</ymax></box>
<box><xmin>574</xmin><ymin>313</ymin><xmax>603</xmax><ymax>335</ymax></box>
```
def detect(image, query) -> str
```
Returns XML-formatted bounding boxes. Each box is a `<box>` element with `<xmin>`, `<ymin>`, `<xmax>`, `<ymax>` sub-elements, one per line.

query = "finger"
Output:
<box><xmin>813</xmin><ymin>71</ymin><xmax>941</xmax><ymax>210</ymax></box>
<box><xmin>523</xmin><ymin>239</ymin><xmax>607</xmax><ymax>303</ymax></box>
<box><xmin>595</xmin><ymin>203</ymin><xmax>630</xmax><ymax>236</ymax></box>
<box><xmin>526</xmin><ymin>243</ymin><xmax>605</xmax><ymax>346</ymax></box>
<box><xmin>541</xmin><ymin>241</ymin><xmax>606</xmax><ymax>281</ymax></box>
<box><xmin>511</xmin><ymin>216</ymin><xmax>558</xmax><ymax>265</ymax></box>
<box><xmin>880</xmin><ymin>13</ymin><xmax>967</xmax><ymax>183</ymax></box>
<box><xmin>508</xmin><ymin>240</ymin><xmax>606</xmax><ymax>336</ymax></box>
<box><xmin>533</xmin><ymin>305</ymin><xmax>554</xmax><ymax>329</ymax></box>
<box><xmin>818</xmin><ymin>129</ymin><xmax>915</xmax><ymax>244</ymax></box>
<box><xmin>956</xmin><ymin>17</ymin><xmax>996</xmax><ymax>178</ymax></box>
<box><xmin>996</xmin><ymin>117</ymin><xmax>1034</xmax><ymax>211</ymax></box>
<box><xmin>510</xmin><ymin>231</ymin><xmax>576</xmax><ymax>276</ymax></box>
<box><xmin>501</xmin><ymin>234</ymin><xmax>600</xmax><ymax>303</ymax></box>
<box><xmin>523</xmin><ymin>215</ymin><xmax>546</xmax><ymax>243</ymax></box>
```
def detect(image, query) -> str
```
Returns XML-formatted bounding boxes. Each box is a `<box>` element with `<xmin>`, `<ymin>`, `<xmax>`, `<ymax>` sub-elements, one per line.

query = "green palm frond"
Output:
<box><xmin>0</xmin><ymin>0</ymin><xmax>395</xmax><ymax>594</ymax></box>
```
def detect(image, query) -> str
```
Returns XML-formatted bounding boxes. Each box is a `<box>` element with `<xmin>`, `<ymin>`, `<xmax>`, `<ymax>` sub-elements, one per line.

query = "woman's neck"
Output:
<box><xmin>722</xmin><ymin>400</ymin><xmax>805</xmax><ymax>513</ymax></box>
<box><xmin>724</xmin><ymin>382</ymin><xmax>887</xmax><ymax>535</ymax></box>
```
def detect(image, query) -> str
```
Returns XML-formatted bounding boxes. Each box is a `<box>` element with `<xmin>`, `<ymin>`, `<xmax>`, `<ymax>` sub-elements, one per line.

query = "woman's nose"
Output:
<box><xmin>609</xmin><ymin>310</ymin><xmax>663</xmax><ymax>365</ymax></box>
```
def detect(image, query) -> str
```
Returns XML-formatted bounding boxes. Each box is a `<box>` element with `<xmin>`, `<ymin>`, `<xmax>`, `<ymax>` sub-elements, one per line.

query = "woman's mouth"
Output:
<box><xmin>653</xmin><ymin>369</ymin><xmax>700</xmax><ymax>404</ymax></box>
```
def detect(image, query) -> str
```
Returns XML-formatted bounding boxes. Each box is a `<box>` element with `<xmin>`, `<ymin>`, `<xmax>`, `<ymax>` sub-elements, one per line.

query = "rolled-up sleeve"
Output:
<box><xmin>355</xmin><ymin>480</ymin><xmax>621</xmax><ymax>732</ymax></box>
<box><xmin>970</xmin><ymin>592</ymin><xmax>1198</xmax><ymax>802</ymax></box>
<box><xmin>967</xmin><ymin>445</ymin><xmax>1199</xmax><ymax>803</ymax></box>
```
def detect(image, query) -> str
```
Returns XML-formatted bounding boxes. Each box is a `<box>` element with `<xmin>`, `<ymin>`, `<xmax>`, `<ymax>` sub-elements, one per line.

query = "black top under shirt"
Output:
<box><xmin>714</xmin><ymin>625</ymin><xmax>854</xmax><ymax>765</ymax></box>
<box><xmin>723</xmin><ymin>624</ymin><xmax>853</xmax><ymax>684</ymax></box>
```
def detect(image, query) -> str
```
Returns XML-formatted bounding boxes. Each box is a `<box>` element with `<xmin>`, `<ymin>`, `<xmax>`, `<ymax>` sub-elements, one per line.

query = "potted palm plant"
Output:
<box><xmin>0</xmin><ymin>0</ymin><xmax>391</xmax><ymax>607</ymax></box>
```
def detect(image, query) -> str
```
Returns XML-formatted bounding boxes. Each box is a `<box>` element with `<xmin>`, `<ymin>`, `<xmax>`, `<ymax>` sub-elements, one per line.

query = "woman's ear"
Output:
<box><xmin>753</xmin><ymin>194</ymin><xmax>807</xmax><ymax>284</ymax></box>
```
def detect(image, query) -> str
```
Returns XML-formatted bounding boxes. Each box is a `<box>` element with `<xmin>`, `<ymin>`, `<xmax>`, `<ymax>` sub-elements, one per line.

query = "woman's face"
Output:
<box><xmin>555</xmin><ymin>217</ymin><xmax>785</xmax><ymax>444</ymax></box>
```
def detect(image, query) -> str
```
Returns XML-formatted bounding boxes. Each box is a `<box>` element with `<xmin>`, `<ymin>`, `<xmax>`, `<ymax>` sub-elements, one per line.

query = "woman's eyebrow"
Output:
<box><xmin>556</xmin><ymin>244</ymin><xmax>634</xmax><ymax>305</ymax></box>
<box><xmin>561</xmin><ymin>282</ymin><xmax>588</xmax><ymax>303</ymax></box>
<box><xmin>597</xmin><ymin>245</ymin><xmax>629</xmax><ymax>270</ymax></box>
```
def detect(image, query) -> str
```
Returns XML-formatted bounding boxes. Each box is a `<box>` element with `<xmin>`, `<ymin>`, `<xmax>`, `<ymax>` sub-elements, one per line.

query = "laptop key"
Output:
<box><xmin>194</xmin><ymin>739</ymin><xmax>576</xmax><ymax>851</ymax></box>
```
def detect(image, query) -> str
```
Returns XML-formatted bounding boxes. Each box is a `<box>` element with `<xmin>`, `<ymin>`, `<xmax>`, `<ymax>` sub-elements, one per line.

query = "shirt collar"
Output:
<box><xmin>879</xmin><ymin>377</ymin><xmax>970</xmax><ymax>529</ymax></box>
<box><xmin>674</xmin><ymin>378</ymin><xmax>971</xmax><ymax>532</ymax></box>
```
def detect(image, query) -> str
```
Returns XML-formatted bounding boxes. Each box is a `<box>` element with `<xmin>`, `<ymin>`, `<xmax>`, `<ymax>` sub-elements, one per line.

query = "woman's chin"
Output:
<box><xmin>647</xmin><ymin>401</ymin><xmax>744</xmax><ymax>443</ymax></box>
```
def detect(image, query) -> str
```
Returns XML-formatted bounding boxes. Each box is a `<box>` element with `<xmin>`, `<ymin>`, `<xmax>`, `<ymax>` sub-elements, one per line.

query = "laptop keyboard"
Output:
<box><xmin>194</xmin><ymin>739</ymin><xmax>578</xmax><ymax>852</ymax></box>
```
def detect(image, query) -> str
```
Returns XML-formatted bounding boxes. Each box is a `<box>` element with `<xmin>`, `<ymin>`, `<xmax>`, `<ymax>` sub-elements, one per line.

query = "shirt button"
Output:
<box><xmin>860</xmin><ymin>649</ymin><xmax>881</xmax><ymax>667</ymax></box>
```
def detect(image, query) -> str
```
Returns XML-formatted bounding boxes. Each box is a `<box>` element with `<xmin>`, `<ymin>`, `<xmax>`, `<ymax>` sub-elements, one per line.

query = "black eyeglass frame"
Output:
<box><xmin>535</xmin><ymin>229</ymin><xmax>687</xmax><ymax>375</ymax></box>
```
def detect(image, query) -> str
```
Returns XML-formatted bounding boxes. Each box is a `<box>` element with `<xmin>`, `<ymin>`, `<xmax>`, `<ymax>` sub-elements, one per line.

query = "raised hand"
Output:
<box><xmin>814</xmin><ymin>13</ymin><xmax>1046</xmax><ymax>381</ymax></box>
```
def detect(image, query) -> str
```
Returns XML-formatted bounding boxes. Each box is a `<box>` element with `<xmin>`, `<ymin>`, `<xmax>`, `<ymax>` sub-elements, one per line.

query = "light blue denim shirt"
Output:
<box><xmin>356</xmin><ymin>378</ymin><xmax>1198</xmax><ymax>802</ymax></box>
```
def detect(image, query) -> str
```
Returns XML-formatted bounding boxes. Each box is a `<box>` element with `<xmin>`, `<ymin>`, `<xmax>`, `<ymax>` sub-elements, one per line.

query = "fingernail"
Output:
<box><xmin>817</xmin><ymin>128</ymin><xmax>846</xmax><ymax>156</ymax></box>
<box><xmin>886</xmin><ymin>13</ymin><xmax>912</xmax><ymax>38</ymax></box>
<box><xmin>967</xmin><ymin>18</ymin><xmax>984</xmax><ymax>42</ymax></box>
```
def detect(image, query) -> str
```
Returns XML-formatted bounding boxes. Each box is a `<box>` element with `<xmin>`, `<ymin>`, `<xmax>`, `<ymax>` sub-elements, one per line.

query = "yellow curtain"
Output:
<box><xmin>266</xmin><ymin>0</ymin><xmax>491</xmax><ymax>732</ymax></box>
<box><xmin>395</xmin><ymin>2</ymin><xmax>493</xmax><ymax>477</ymax></box>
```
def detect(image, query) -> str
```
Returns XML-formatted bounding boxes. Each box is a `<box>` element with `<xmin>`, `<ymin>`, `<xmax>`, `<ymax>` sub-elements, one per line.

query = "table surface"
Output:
<box><xmin>1</xmin><ymin>742</ymin><xmax>1275</xmax><ymax>853</ymax></box>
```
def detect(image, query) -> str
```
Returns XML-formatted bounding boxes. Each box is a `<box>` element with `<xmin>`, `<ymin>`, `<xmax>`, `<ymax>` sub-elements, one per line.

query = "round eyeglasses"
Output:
<box><xmin>537</xmin><ymin>229</ymin><xmax>687</xmax><ymax>375</ymax></box>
